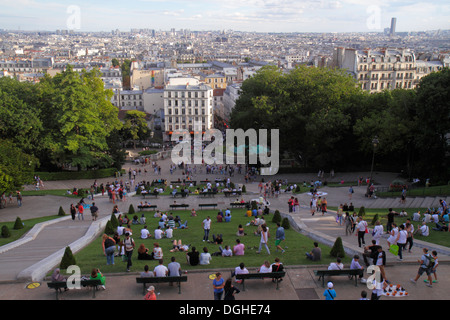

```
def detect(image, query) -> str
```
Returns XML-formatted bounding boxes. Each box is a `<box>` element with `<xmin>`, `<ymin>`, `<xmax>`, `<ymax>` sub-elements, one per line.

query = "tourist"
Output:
<box><xmin>101</xmin><ymin>234</ymin><xmax>116</xmax><ymax>265</ymax></box>
<box><xmin>199</xmin><ymin>247</ymin><xmax>212</xmax><ymax>265</ymax></box>
<box><xmin>212</xmin><ymin>272</ymin><xmax>225</xmax><ymax>300</ymax></box>
<box><xmin>410</xmin><ymin>248</ymin><xmax>434</xmax><ymax>287</ymax></box>
<box><xmin>123</xmin><ymin>232</ymin><xmax>135</xmax><ymax>272</ymax></box>
<box><xmin>256</xmin><ymin>224</ymin><xmax>270</xmax><ymax>254</ymax></box>
<box><xmin>305</xmin><ymin>242</ymin><xmax>322</xmax><ymax>261</ymax></box>
<box><xmin>153</xmin><ymin>259</ymin><xmax>168</xmax><ymax>277</ymax></box>
<box><xmin>90</xmin><ymin>268</ymin><xmax>106</xmax><ymax>290</ymax></box>
<box><xmin>233</xmin><ymin>239</ymin><xmax>245</xmax><ymax>256</ymax></box>
<box><xmin>323</xmin><ymin>282</ymin><xmax>336</xmax><ymax>300</ymax></box>
<box><xmin>224</xmin><ymin>278</ymin><xmax>240</xmax><ymax>300</ymax></box>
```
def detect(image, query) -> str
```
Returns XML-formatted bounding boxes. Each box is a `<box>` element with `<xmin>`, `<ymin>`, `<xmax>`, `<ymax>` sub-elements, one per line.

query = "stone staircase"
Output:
<box><xmin>367</xmin><ymin>195</ymin><xmax>449</xmax><ymax>210</ymax></box>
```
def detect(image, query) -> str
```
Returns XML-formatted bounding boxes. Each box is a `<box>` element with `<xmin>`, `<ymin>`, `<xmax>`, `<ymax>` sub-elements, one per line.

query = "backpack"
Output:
<box><xmin>425</xmin><ymin>254</ymin><xmax>435</xmax><ymax>268</ymax></box>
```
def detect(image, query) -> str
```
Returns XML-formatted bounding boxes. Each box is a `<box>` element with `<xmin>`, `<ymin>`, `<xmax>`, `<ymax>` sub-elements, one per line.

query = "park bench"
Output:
<box><xmin>198</xmin><ymin>203</ymin><xmax>218</xmax><ymax>210</ymax></box>
<box><xmin>141</xmin><ymin>191</ymin><xmax>159</xmax><ymax>198</ymax></box>
<box><xmin>230</xmin><ymin>202</ymin><xmax>249</xmax><ymax>209</ymax></box>
<box><xmin>136</xmin><ymin>276</ymin><xmax>188</xmax><ymax>294</ymax></box>
<box><xmin>223</xmin><ymin>191</ymin><xmax>242</xmax><ymax>197</ymax></box>
<box><xmin>47</xmin><ymin>279</ymin><xmax>102</xmax><ymax>300</ymax></box>
<box><xmin>169</xmin><ymin>204</ymin><xmax>189</xmax><ymax>210</ymax></box>
<box><xmin>198</xmin><ymin>191</ymin><xmax>216</xmax><ymax>198</ymax></box>
<box><xmin>235</xmin><ymin>271</ymin><xmax>286</xmax><ymax>291</ymax></box>
<box><xmin>314</xmin><ymin>269</ymin><xmax>364</xmax><ymax>287</ymax></box>
<box><xmin>138</xmin><ymin>205</ymin><xmax>158</xmax><ymax>211</ymax></box>
<box><xmin>172</xmin><ymin>192</ymin><xmax>188</xmax><ymax>198</ymax></box>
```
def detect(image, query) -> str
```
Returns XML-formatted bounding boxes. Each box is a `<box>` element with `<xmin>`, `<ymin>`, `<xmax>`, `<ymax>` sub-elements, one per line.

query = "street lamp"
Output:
<box><xmin>366</xmin><ymin>136</ymin><xmax>379</xmax><ymax>197</ymax></box>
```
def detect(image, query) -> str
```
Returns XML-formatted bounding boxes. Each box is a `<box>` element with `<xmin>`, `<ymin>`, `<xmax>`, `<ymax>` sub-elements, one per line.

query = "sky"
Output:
<box><xmin>0</xmin><ymin>0</ymin><xmax>449</xmax><ymax>33</ymax></box>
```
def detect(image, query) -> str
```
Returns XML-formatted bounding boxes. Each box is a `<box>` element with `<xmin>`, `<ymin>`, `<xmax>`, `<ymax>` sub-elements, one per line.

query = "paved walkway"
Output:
<box><xmin>0</xmin><ymin>159</ymin><xmax>449</xmax><ymax>300</ymax></box>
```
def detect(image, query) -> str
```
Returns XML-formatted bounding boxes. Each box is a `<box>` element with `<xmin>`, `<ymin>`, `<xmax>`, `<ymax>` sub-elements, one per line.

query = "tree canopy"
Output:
<box><xmin>230</xmin><ymin>65</ymin><xmax>450</xmax><ymax>183</ymax></box>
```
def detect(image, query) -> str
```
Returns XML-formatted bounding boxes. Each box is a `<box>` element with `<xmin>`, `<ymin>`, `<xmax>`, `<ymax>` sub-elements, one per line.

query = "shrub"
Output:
<box><xmin>281</xmin><ymin>217</ymin><xmax>290</xmax><ymax>229</ymax></box>
<box><xmin>13</xmin><ymin>217</ymin><xmax>24</xmax><ymax>230</ymax></box>
<box><xmin>272</xmin><ymin>210</ymin><xmax>282</xmax><ymax>224</ymax></box>
<box><xmin>358</xmin><ymin>206</ymin><xmax>366</xmax><ymax>217</ymax></box>
<box><xmin>1</xmin><ymin>225</ymin><xmax>11</xmax><ymax>238</ymax></box>
<box><xmin>110</xmin><ymin>212</ymin><xmax>119</xmax><ymax>229</ymax></box>
<box><xmin>371</xmin><ymin>214</ymin><xmax>379</xmax><ymax>226</ymax></box>
<box><xmin>295</xmin><ymin>185</ymin><xmax>301</xmax><ymax>193</ymax></box>
<box><xmin>60</xmin><ymin>246</ymin><xmax>76</xmax><ymax>270</ymax></box>
<box><xmin>242</xmin><ymin>185</ymin><xmax>246</xmax><ymax>193</ymax></box>
<box><xmin>128</xmin><ymin>204</ymin><xmax>135</xmax><ymax>215</ymax></box>
<box><xmin>105</xmin><ymin>220</ymin><xmax>115</xmax><ymax>235</ymax></box>
<box><xmin>58</xmin><ymin>206</ymin><xmax>66</xmax><ymax>216</ymax></box>
<box><xmin>330</xmin><ymin>237</ymin><xmax>346</xmax><ymax>258</ymax></box>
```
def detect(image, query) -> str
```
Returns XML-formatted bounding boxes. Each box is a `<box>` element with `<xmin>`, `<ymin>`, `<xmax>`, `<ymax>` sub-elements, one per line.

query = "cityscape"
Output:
<box><xmin>0</xmin><ymin>1</ymin><xmax>450</xmax><ymax>304</ymax></box>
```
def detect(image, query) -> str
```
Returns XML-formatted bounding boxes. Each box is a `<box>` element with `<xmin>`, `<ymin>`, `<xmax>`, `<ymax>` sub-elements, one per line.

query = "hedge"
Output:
<box><xmin>35</xmin><ymin>168</ymin><xmax>125</xmax><ymax>181</ymax></box>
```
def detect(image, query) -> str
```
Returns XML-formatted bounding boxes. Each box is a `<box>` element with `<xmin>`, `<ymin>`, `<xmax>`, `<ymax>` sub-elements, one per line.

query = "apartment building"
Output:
<box><xmin>163</xmin><ymin>77</ymin><xmax>214</xmax><ymax>140</ymax></box>
<box><xmin>332</xmin><ymin>47</ymin><xmax>444</xmax><ymax>93</ymax></box>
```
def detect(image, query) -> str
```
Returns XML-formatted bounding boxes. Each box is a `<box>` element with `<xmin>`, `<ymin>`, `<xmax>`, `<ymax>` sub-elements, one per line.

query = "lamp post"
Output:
<box><xmin>366</xmin><ymin>136</ymin><xmax>379</xmax><ymax>197</ymax></box>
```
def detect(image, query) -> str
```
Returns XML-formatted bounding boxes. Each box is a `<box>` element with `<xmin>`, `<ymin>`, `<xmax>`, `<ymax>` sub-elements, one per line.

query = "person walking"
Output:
<box><xmin>77</xmin><ymin>203</ymin><xmax>84</xmax><ymax>220</ymax></box>
<box><xmin>410</xmin><ymin>248</ymin><xmax>435</xmax><ymax>288</ymax></box>
<box><xmin>275</xmin><ymin>223</ymin><xmax>285</xmax><ymax>253</ymax></box>
<box><xmin>70</xmin><ymin>204</ymin><xmax>76</xmax><ymax>221</ymax></box>
<box><xmin>257</xmin><ymin>225</ymin><xmax>270</xmax><ymax>254</ymax></box>
<box><xmin>396</xmin><ymin>224</ymin><xmax>408</xmax><ymax>261</ymax></box>
<box><xmin>356</xmin><ymin>216</ymin><xmax>368</xmax><ymax>248</ymax></box>
<box><xmin>123</xmin><ymin>232</ymin><xmax>135</xmax><ymax>272</ymax></box>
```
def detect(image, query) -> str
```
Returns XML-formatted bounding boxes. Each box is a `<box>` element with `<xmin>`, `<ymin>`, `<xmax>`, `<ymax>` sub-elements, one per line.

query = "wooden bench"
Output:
<box><xmin>169</xmin><ymin>204</ymin><xmax>189</xmax><ymax>210</ymax></box>
<box><xmin>138</xmin><ymin>205</ymin><xmax>158</xmax><ymax>211</ymax></box>
<box><xmin>314</xmin><ymin>269</ymin><xmax>364</xmax><ymax>287</ymax></box>
<box><xmin>230</xmin><ymin>202</ymin><xmax>249</xmax><ymax>208</ymax></box>
<box><xmin>136</xmin><ymin>276</ymin><xmax>188</xmax><ymax>294</ymax></box>
<box><xmin>47</xmin><ymin>279</ymin><xmax>102</xmax><ymax>300</ymax></box>
<box><xmin>172</xmin><ymin>192</ymin><xmax>188</xmax><ymax>198</ymax></box>
<box><xmin>235</xmin><ymin>272</ymin><xmax>286</xmax><ymax>291</ymax></box>
<box><xmin>198</xmin><ymin>192</ymin><xmax>216</xmax><ymax>198</ymax></box>
<box><xmin>223</xmin><ymin>191</ymin><xmax>242</xmax><ymax>197</ymax></box>
<box><xmin>198</xmin><ymin>203</ymin><xmax>218</xmax><ymax>210</ymax></box>
<box><xmin>141</xmin><ymin>191</ymin><xmax>159</xmax><ymax>198</ymax></box>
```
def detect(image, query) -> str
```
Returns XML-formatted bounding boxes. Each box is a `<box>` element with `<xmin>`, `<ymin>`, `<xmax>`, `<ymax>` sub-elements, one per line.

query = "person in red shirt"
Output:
<box><xmin>77</xmin><ymin>203</ymin><xmax>84</xmax><ymax>220</ymax></box>
<box><xmin>144</xmin><ymin>286</ymin><xmax>157</xmax><ymax>300</ymax></box>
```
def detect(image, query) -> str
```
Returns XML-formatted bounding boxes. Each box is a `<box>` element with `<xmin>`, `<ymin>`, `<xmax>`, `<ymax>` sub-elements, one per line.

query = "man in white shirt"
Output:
<box><xmin>328</xmin><ymin>257</ymin><xmax>344</xmax><ymax>270</ymax></box>
<box><xmin>153</xmin><ymin>259</ymin><xmax>168</xmax><ymax>277</ymax></box>
<box><xmin>234</xmin><ymin>263</ymin><xmax>249</xmax><ymax>283</ymax></box>
<box><xmin>140</xmin><ymin>226</ymin><xmax>151</xmax><ymax>239</ymax></box>
<box><xmin>202</xmin><ymin>216</ymin><xmax>211</xmax><ymax>242</ymax></box>
<box><xmin>154</xmin><ymin>226</ymin><xmax>164</xmax><ymax>239</ymax></box>
<box><xmin>416</xmin><ymin>222</ymin><xmax>430</xmax><ymax>237</ymax></box>
<box><xmin>356</xmin><ymin>217</ymin><xmax>368</xmax><ymax>247</ymax></box>
<box><xmin>165</xmin><ymin>227</ymin><xmax>173</xmax><ymax>239</ymax></box>
<box><xmin>221</xmin><ymin>245</ymin><xmax>233</xmax><ymax>257</ymax></box>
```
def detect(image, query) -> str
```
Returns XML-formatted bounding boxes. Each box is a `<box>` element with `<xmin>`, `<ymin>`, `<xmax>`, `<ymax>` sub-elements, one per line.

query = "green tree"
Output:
<box><xmin>0</xmin><ymin>139</ymin><xmax>38</xmax><ymax>194</ymax></box>
<box><xmin>230</xmin><ymin>65</ymin><xmax>364</xmax><ymax>170</ymax></box>
<box><xmin>413</xmin><ymin>68</ymin><xmax>450</xmax><ymax>182</ymax></box>
<box><xmin>38</xmin><ymin>65</ymin><xmax>122</xmax><ymax>170</ymax></box>
<box><xmin>121</xmin><ymin>110</ymin><xmax>150</xmax><ymax>149</ymax></box>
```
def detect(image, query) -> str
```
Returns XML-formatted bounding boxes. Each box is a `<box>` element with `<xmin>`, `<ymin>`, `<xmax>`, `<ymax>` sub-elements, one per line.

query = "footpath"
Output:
<box><xmin>0</xmin><ymin>162</ymin><xmax>449</xmax><ymax>301</ymax></box>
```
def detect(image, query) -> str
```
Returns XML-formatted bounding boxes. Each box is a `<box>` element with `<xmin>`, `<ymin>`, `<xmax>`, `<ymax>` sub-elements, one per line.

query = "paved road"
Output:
<box><xmin>0</xmin><ymin>158</ymin><xmax>448</xmax><ymax>300</ymax></box>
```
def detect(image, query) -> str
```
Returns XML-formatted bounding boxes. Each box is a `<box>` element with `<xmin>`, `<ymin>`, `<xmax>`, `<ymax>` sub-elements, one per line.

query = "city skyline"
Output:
<box><xmin>0</xmin><ymin>0</ymin><xmax>449</xmax><ymax>33</ymax></box>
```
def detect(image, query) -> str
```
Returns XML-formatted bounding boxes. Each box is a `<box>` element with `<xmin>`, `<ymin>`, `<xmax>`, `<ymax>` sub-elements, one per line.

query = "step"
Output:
<box><xmin>407</xmin><ymin>197</ymin><xmax>425</xmax><ymax>209</ymax></box>
<box><xmin>420</xmin><ymin>197</ymin><xmax>438</xmax><ymax>209</ymax></box>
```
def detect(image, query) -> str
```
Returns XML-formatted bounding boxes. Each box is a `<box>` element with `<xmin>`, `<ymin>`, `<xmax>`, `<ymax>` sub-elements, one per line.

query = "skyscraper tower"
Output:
<box><xmin>390</xmin><ymin>17</ymin><xmax>396</xmax><ymax>36</ymax></box>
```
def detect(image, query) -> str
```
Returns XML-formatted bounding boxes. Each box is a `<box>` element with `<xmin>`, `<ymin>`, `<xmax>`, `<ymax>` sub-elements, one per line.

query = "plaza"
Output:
<box><xmin>0</xmin><ymin>156</ymin><xmax>449</xmax><ymax>301</ymax></box>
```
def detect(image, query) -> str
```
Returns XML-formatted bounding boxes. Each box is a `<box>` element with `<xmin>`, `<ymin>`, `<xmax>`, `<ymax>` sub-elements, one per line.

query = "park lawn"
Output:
<box><xmin>69</xmin><ymin>209</ymin><xmax>350</xmax><ymax>276</ymax></box>
<box><xmin>376</xmin><ymin>185</ymin><xmax>450</xmax><ymax>198</ymax></box>
<box><xmin>0</xmin><ymin>215</ymin><xmax>61</xmax><ymax>246</ymax></box>
<box><xmin>21</xmin><ymin>189</ymin><xmax>81</xmax><ymax>198</ymax></box>
<box><xmin>329</xmin><ymin>206</ymin><xmax>450</xmax><ymax>248</ymax></box>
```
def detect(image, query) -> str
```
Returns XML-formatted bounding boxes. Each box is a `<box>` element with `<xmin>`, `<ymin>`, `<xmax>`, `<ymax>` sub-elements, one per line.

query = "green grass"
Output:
<box><xmin>0</xmin><ymin>215</ymin><xmax>61</xmax><ymax>246</ymax></box>
<box><xmin>69</xmin><ymin>209</ymin><xmax>350</xmax><ymax>276</ymax></box>
<box><xmin>377</xmin><ymin>185</ymin><xmax>450</xmax><ymax>198</ymax></box>
<box><xmin>21</xmin><ymin>189</ymin><xmax>82</xmax><ymax>198</ymax></box>
<box><xmin>329</xmin><ymin>206</ymin><xmax>450</xmax><ymax>248</ymax></box>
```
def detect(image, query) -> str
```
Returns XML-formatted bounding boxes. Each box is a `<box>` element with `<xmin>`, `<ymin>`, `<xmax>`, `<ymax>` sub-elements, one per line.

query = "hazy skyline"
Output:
<box><xmin>0</xmin><ymin>0</ymin><xmax>449</xmax><ymax>33</ymax></box>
